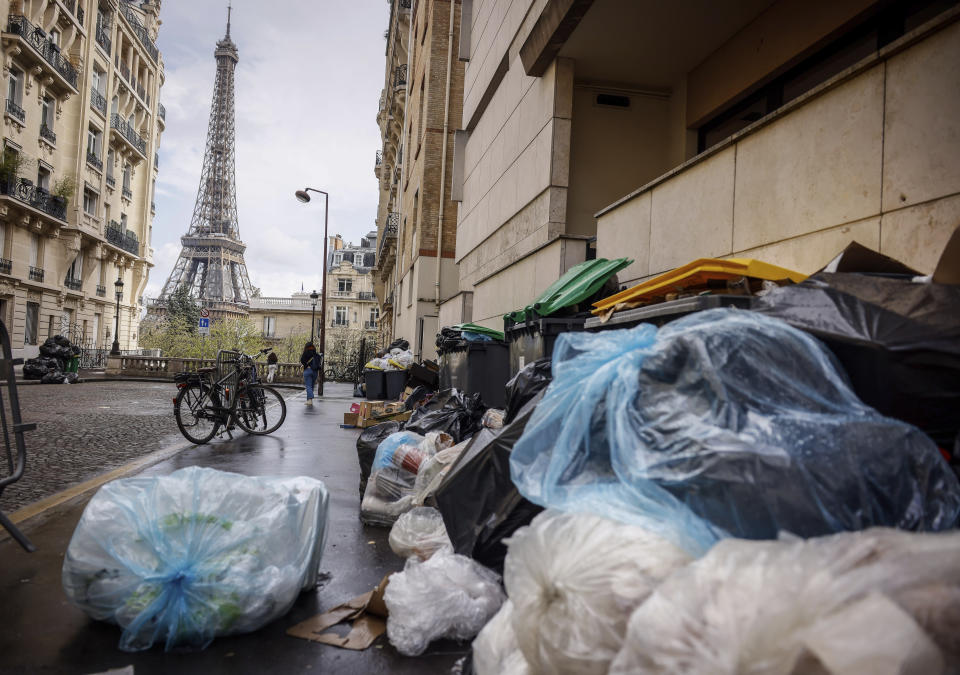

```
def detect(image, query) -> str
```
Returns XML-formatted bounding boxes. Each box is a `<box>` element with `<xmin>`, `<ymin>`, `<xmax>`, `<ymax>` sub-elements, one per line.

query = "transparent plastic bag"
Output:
<box><xmin>503</xmin><ymin>510</ymin><xmax>690</xmax><ymax>674</ymax></box>
<box><xmin>371</xmin><ymin>431</ymin><xmax>425</xmax><ymax>473</ymax></box>
<box><xmin>482</xmin><ymin>409</ymin><xmax>505</xmax><ymax>429</ymax></box>
<box><xmin>62</xmin><ymin>467</ymin><xmax>329</xmax><ymax>652</ymax></box>
<box><xmin>511</xmin><ymin>310</ymin><xmax>960</xmax><ymax>553</ymax></box>
<box><xmin>388</xmin><ymin>507</ymin><xmax>453</xmax><ymax>560</ymax></box>
<box><xmin>473</xmin><ymin>600</ymin><xmax>531</xmax><ymax>675</ymax></box>
<box><xmin>609</xmin><ymin>528</ymin><xmax>960</xmax><ymax>674</ymax></box>
<box><xmin>412</xmin><ymin>441</ymin><xmax>469</xmax><ymax>505</ymax></box>
<box><xmin>384</xmin><ymin>550</ymin><xmax>505</xmax><ymax>656</ymax></box>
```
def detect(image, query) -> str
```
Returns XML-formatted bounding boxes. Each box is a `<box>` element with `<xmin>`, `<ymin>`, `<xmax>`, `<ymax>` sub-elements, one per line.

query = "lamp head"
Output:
<box><xmin>114</xmin><ymin>277</ymin><xmax>124</xmax><ymax>290</ymax></box>
<box><xmin>309</xmin><ymin>290</ymin><xmax>319</xmax><ymax>301</ymax></box>
<box><xmin>295</xmin><ymin>189</ymin><xmax>311</xmax><ymax>203</ymax></box>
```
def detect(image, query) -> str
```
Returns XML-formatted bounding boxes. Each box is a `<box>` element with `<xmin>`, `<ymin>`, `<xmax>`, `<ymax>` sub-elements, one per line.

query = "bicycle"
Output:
<box><xmin>324</xmin><ymin>360</ymin><xmax>358</xmax><ymax>382</ymax></box>
<box><xmin>172</xmin><ymin>348</ymin><xmax>287</xmax><ymax>445</ymax></box>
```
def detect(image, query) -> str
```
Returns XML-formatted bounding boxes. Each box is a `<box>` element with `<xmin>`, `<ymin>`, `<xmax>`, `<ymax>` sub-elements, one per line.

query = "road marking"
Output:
<box><xmin>4</xmin><ymin>439</ymin><xmax>192</xmax><ymax>531</ymax></box>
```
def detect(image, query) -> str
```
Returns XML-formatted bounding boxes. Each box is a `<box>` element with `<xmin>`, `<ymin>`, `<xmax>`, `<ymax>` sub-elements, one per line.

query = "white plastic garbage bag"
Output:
<box><xmin>473</xmin><ymin>600</ymin><xmax>531</xmax><ymax>675</ymax></box>
<box><xmin>609</xmin><ymin>528</ymin><xmax>960</xmax><ymax>674</ymax></box>
<box><xmin>384</xmin><ymin>549</ymin><xmax>505</xmax><ymax>656</ymax></box>
<box><xmin>62</xmin><ymin>466</ymin><xmax>330</xmax><ymax>652</ymax></box>
<box><xmin>503</xmin><ymin>510</ymin><xmax>691</xmax><ymax>675</ymax></box>
<box><xmin>388</xmin><ymin>507</ymin><xmax>453</xmax><ymax>560</ymax></box>
<box><xmin>412</xmin><ymin>440</ymin><xmax>469</xmax><ymax>505</ymax></box>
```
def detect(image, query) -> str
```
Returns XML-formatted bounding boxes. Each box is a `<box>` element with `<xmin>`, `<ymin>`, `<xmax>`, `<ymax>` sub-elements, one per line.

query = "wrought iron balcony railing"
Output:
<box><xmin>154</xmin><ymin>152</ymin><xmax>159</xmax><ymax>167</ymax></box>
<box><xmin>28</xmin><ymin>266</ymin><xmax>44</xmax><ymax>282</ymax></box>
<box><xmin>96</xmin><ymin>24</ymin><xmax>111</xmax><ymax>53</ymax></box>
<box><xmin>394</xmin><ymin>64</ymin><xmax>407</xmax><ymax>89</ymax></box>
<box><xmin>105</xmin><ymin>220</ymin><xmax>124</xmax><ymax>247</ymax></box>
<box><xmin>90</xmin><ymin>87</ymin><xmax>107</xmax><ymax>114</ymax></box>
<box><xmin>122</xmin><ymin>186</ymin><xmax>133</xmax><ymax>200</ymax></box>
<box><xmin>399</xmin><ymin>0</ymin><xmax>412</xmax><ymax>9</ymax></box>
<box><xmin>77</xmin><ymin>7</ymin><xmax>85</xmax><ymax>25</ymax></box>
<box><xmin>377</xmin><ymin>212</ymin><xmax>400</xmax><ymax>263</ymax></box>
<box><xmin>39</xmin><ymin>124</ymin><xmax>56</xmax><ymax>145</ymax></box>
<box><xmin>110</xmin><ymin>113</ymin><xmax>147</xmax><ymax>155</ymax></box>
<box><xmin>87</xmin><ymin>152</ymin><xmax>103</xmax><ymax>171</ymax></box>
<box><xmin>123</xmin><ymin>231</ymin><xmax>139</xmax><ymax>255</ymax></box>
<box><xmin>96</xmin><ymin>285</ymin><xmax>106</xmax><ymax>297</ymax></box>
<box><xmin>0</xmin><ymin>178</ymin><xmax>67</xmax><ymax>221</ymax></box>
<box><xmin>106</xmin><ymin>174</ymin><xmax>116</xmax><ymax>188</ymax></box>
<box><xmin>117</xmin><ymin>58</ymin><xmax>130</xmax><ymax>81</ymax></box>
<box><xmin>376</xmin><ymin>150</ymin><xmax>382</xmax><ymax>167</ymax></box>
<box><xmin>6</xmin><ymin>16</ymin><xmax>79</xmax><ymax>89</ymax></box>
<box><xmin>330</xmin><ymin>320</ymin><xmax>350</xmax><ymax>328</ymax></box>
<box><xmin>358</xmin><ymin>292</ymin><xmax>377</xmax><ymax>301</ymax></box>
<box><xmin>64</xmin><ymin>277</ymin><xmax>82</xmax><ymax>291</ymax></box>
<box><xmin>0</xmin><ymin>258</ymin><xmax>11</xmax><ymax>275</ymax></box>
<box><xmin>120</xmin><ymin>3</ymin><xmax>159</xmax><ymax>62</ymax></box>
<box><xmin>158</xmin><ymin>103</ymin><xmax>165</xmax><ymax>120</ymax></box>
<box><xmin>151</xmin><ymin>202</ymin><xmax>156</xmax><ymax>213</ymax></box>
<box><xmin>364</xmin><ymin>321</ymin><xmax>379</xmax><ymax>330</ymax></box>
<box><xmin>5</xmin><ymin>99</ymin><xmax>25</xmax><ymax>124</ymax></box>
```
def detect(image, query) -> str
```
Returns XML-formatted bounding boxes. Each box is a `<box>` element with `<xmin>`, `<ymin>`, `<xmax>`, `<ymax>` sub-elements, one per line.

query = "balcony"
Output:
<box><xmin>364</xmin><ymin>321</ymin><xmax>379</xmax><ymax>330</ymax></box>
<box><xmin>123</xmin><ymin>230</ymin><xmax>139</xmax><ymax>255</ymax></box>
<box><xmin>330</xmin><ymin>290</ymin><xmax>354</xmax><ymax>298</ymax></box>
<box><xmin>64</xmin><ymin>277</ymin><xmax>82</xmax><ymax>291</ymax></box>
<box><xmin>375</xmin><ymin>150</ymin><xmax>382</xmax><ymax>178</ymax></box>
<box><xmin>95</xmin><ymin>24</ymin><xmax>111</xmax><ymax>54</ymax></box>
<box><xmin>110</xmin><ymin>113</ymin><xmax>147</xmax><ymax>157</ymax></box>
<box><xmin>330</xmin><ymin>320</ymin><xmax>350</xmax><ymax>328</ymax></box>
<box><xmin>0</xmin><ymin>258</ymin><xmax>11</xmax><ymax>275</ymax></box>
<box><xmin>106</xmin><ymin>174</ymin><xmax>116</xmax><ymax>188</ymax></box>
<box><xmin>5</xmin><ymin>99</ymin><xmax>25</xmax><ymax>124</ymax></box>
<box><xmin>90</xmin><ymin>87</ymin><xmax>107</xmax><ymax>115</ymax></box>
<box><xmin>120</xmin><ymin>3</ymin><xmax>159</xmax><ymax>62</ymax></box>
<box><xmin>394</xmin><ymin>64</ymin><xmax>407</xmax><ymax>89</ymax></box>
<box><xmin>28</xmin><ymin>266</ymin><xmax>44</xmax><ymax>283</ymax></box>
<box><xmin>122</xmin><ymin>186</ymin><xmax>132</xmax><ymax>200</ymax></box>
<box><xmin>5</xmin><ymin>16</ymin><xmax>79</xmax><ymax>92</ymax></box>
<box><xmin>87</xmin><ymin>152</ymin><xmax>103</xmax><ymax>172</ymax></box>
<box><xmin>158</xmin><ymin>103</ymin><xmax>166</xmax><ymax>121</ymax></box>
<box><xmin>117</xmin><ymin>58</ymin><xmax>130</xmax><ymax>81</ymax></box>
<box><xmin>105</xmin><ymin>220</ymin><xmax>124</xmax><ymax>247</ymax></box>
<box><xmin>0</xmin><ymin>178</ymin><xmax>67</xmax><ymax>221</ymax></box>
<box><xmin>154</xmin><ymin>152</ymin><xmax>159</xmax><ymax>167</ymax></box>
<box><xmin>399</xmin><ymin>0</ymin><xmax>412</xmax><ymax>9</ymax></box>
<box><xmin>358</xmin><ymin>292</ymin><xmax>377</xmax><ymax>301</ymax></box>
<box><xmin>96</xmin><ymin>285</ymin><xmax>106</xmax><ymax>297</ymax></box>
<box><xmin>39</xmin><ymin>124</ymin><xmax>56</xmax><ymax>145</ymax></box>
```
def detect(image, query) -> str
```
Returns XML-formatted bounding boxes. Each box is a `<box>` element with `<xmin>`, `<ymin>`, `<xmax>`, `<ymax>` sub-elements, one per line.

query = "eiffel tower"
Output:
<box><xmin>155</xmin><ymin>6</ymin><xmax>252</xmax><ymax>318</ymax></box>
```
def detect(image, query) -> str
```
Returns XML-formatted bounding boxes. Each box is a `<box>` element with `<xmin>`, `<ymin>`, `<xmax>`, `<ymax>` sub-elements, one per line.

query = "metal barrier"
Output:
<box><xmin>0</xmin><ymin>320</ymin><xmax>37</xmax><ymax>551</ymax></box>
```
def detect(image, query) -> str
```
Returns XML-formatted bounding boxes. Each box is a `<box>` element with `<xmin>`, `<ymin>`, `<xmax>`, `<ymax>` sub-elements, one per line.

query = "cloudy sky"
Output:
<box><xmin>147</xmin><ymin>1</ymin><xmax>388</xmax><ymax>299</ymax></box>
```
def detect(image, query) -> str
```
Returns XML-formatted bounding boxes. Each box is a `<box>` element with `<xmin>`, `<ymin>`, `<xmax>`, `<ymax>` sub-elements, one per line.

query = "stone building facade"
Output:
<box><xmin>441</xmin><ymin>0</ymin><xmax>960</xmax><ymax>329</ymax></box>
<box><xmin>373</xmin><ymin>0</ymin><xmax>463</xmax><ymax>361</ymax></box>
<box><xmin>1</xmin><ymin>0</ymin><xmax>163</xmax><ymax>359</ymax></box>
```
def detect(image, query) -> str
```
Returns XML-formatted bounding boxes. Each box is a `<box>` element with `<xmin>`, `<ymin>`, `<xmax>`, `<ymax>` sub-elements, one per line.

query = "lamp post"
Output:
<box><xmin>110</xmin><ymin>276</ymin><xmax>124</xmax><ymax>356</ymax></box>
<box><xmin>309</xmin><ymin>290</ymin><xmax>319</xmax><ymax>343</ymax></box>
<box><xmin>295</xmin><ymin>187</ymin><xmax>329</xmax><ymax>396</ymax></box>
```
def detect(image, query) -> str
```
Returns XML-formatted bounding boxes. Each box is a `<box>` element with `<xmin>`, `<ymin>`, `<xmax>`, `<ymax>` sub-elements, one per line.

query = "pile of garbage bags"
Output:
<box><xmin>23</xmin><ymin>335</ymin><xmax>80</xmax><ymax>383</ymax></box>
<box><xmin>62</xmin><ymin>467</ymin><xmax>329</xmax><ymax>652</ymax></box>
<box><xmin>365</xmin><ymin>347</ymin><xmax>415</xmax><ymax>371</ymax></box>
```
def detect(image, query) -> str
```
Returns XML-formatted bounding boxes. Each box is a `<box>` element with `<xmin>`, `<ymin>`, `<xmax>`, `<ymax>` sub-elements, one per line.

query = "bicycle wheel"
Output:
<box><xmin>235</xmin><ymin>385</ymin><xmax>287</xmax><ymax>435</ymax></box>
<box><xmin>174</xmin><ymin>382</ymin><xmax>221</xmax><ymax>445</ymax></box>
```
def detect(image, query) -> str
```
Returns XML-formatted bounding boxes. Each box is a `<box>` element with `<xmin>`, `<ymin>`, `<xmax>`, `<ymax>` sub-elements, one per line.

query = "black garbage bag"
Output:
<box><xmin>504</xmin><ymin>357</ymin><xmax>552</xmax><ymax>424</ymax></box>
<box><xmin>431</xmin><ymin>392</ymin><xmax>545</xmax><ymax>574</ymax></box>
<box><xmin>435</xmin><ymin>327</ymin><xmax>465</xmax><ymax>355</ymax></box>
<box><xmin>64</xmin><ymin>372</ymin><xmax>79</xmax><ymax>384</ymax></box>
<box><xmin>356</xmin><ymin>422</ymin><xmax>402</xmax><ymax>495</ymax></box>
<box><xmin>403</xmin><ymin>385</ymin><xmax>432</xmax><ymax>411</ymax></box>
<box><xmin>22</xmin><ymin>360</ymin><xmax>47</xmax><ymax>380</ymax></box>
<box><xmin>404</xmin><ymin>388</ymin><xmax>486</xmax><ymax>443</ymax></box>
<box><xmin>41</xmin><ymin>371</ymin><xmax>66</xmax><ymax>384</ymax></box>
<box><xmin>388</xmin><ymin>338</ymin><xmax>410</xmax><ymax>352</ymax></box>
<box><xmin>754</xmin><ymin>272</ymin><xmax>960</xmax><ymax>447</ymax></box>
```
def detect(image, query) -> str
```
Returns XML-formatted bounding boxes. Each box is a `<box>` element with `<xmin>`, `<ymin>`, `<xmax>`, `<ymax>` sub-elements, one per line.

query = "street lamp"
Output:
<box><xmin>110</xmin><ymin>275</ymin><xmax>124</xmax><ymax>356</ymax></box>
<box><xmin>309</xmin><ymin>290</ymin><xmax>319</xmax><ymax>343</ymax></box>
<box><xmin>295</xmin><ymin>187</ymin><xmax>329</xmax><ymax>396</ymax></box>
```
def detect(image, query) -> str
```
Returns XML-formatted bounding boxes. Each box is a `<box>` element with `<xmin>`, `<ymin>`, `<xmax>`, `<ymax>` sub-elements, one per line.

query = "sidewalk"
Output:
<box><xmin>0</xmin><ymin>382</ymin><xmax>466</xmax><ymax>674</ymax></box>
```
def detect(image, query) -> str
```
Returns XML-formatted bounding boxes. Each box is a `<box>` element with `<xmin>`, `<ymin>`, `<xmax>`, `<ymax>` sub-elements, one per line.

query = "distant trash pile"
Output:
<box><xmin>23</xmin><ymin>335</ymin><xmax>81</xmax><ymax>383</ymax></box>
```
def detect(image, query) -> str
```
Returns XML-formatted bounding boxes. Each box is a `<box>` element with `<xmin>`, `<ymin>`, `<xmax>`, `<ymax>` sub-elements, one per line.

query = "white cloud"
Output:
<box><xmin>150</xmin><ymin>1</ymin><xmax>388</xmax><ymax>299</ymax></box>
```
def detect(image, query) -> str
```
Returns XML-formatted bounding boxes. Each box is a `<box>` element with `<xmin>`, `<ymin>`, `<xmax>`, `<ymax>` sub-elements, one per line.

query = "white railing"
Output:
<box><xmin>249</xmin><ymin>296</ymin><xmax>315</xmax><ymax>309</ymax></box>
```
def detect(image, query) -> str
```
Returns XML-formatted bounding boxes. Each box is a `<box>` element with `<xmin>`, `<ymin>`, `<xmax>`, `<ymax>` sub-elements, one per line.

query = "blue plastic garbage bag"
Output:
<box><xmin>372</xmin><ymin>431</ymin><xmax>426</xmax><ymax>472</ymax></box>
<box><xmin>510</xmin><ymin>309</ymin><xmax>960</xmax><ymax>555</ymax></box>
<box><xmin>62</xmin><ymin>466</ymin><xmax>330</xmax><ymax>652</ymax></box>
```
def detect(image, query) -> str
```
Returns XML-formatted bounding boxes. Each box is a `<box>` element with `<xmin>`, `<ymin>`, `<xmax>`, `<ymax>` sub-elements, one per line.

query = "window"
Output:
<box><xmin>49</xmin><ymin>29</ymin><xmax>61</xmax><ymax>49</ymax></box>
<box><xmin>111</xmin><ymin>96</ymin><xmax>119</xmax><ymax>115</ymax></box>
<box><xmin>25</xmin><ymin>302</ymin><xmax>39</xmax><ymax>345</ymax></box>
<box><xmin>407</xmin><ymin>275</ymin><xmax>414</xmax><ymax>306</ymax></box>
<box><xmin>37</xmin><ymin>165</ymin><xmax>50</xmax><ymax>191</ymax></box>
<box><xmin>92</xmin><ymin>68</ymin><xmax>104</xmax><ymax>94</ymax></box>
<box><xmin>369</xmin><ymin>307</ymin><xmax>379</xmax><ymax>328</ymax></box>
<box><xmin>93</xmin><ymin>314</ymin><xmax>101</xmax><ymax>346</ymax></box>
<box><xmin>83</xmin><ymin>188</ymin><xmax>98</xmax><ymax>215</ymax></box>
<box><xmin>263</xmin><ymin>316</ymin><xmax>276</xmax><ymax>337</ymax></box>
<box><xmin>87</xmin><ymin>127</ymin><xmax>101</xmax><ymax>159</ymax></box>
<box><xmin>334</xmin><ymin>306</ymin><xmax>348</xmax><ymax>326</ymax></box>
<box><xmin>333</xmin><ymin>252</ymin><xmax>343</xmax><ymax>265</ymax></box>
<box><xmin>120</xmin><ymin>213</ymin><xmax>128</xmax><ymax>231</ymax></box>
<box><xmin>122</xmin><ymin>163</ymin><xmax>131</xmax><ymax>190</ymax></box>
<box><xmin>0</xmin><ymin>221</ymin><xmax>5</xmax><ymax>258</ymax></box>
<box><xmin>337</xmin><ymin>278</ymin><xmax>352</xmax><ymax>293</ymax></box>
<box><xmin>41</xmin><ymin>96</ymin><xmax>54</xmax><ymax>129</ymax></box>
<box><xmin>67</xmin><ymin>252</ymin><xmax>82</xmax><ymax>281</ymax></box>
<box><xmin>7</xmin><ymin>68</ymin><xmax>20</xmax><ymax>104</ymax></box>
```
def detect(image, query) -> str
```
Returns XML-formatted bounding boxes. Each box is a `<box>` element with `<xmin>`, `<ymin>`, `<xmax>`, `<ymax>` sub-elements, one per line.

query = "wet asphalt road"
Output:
<box><xmin>0</xmin><ymin>382</ymin><xmax>467</xmax><ymax>674</ymax></box>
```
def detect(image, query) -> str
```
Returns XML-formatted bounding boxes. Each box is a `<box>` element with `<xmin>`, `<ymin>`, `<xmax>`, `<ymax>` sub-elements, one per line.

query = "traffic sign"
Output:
<box><xmin>198</xmin><ymin>317</ymin><xmax>210</xmax><ymax>335</ymax></box>
<box><xmin>199</xmin><ymin>308</ymin><xmax>210</xmax><ymax>318</ymax></box>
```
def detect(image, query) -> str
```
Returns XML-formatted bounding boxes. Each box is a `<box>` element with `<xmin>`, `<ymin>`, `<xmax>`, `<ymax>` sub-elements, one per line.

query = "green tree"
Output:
<box><xmin>166</xmin><ymin>284</ymin><xmax>201</xmax><ymax>332</ymax></box>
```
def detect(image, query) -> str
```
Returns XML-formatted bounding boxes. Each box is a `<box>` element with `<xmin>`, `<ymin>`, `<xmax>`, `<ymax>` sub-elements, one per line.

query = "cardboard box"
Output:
<box><xmin>359</xmin><ymin>410</ymin><xmax>412</xmax><ymax>428</ymax></box>
<box><xmin>343</xmin><ymin>412</ymin><xmax>359</xmax><ymax>427</ymax></box>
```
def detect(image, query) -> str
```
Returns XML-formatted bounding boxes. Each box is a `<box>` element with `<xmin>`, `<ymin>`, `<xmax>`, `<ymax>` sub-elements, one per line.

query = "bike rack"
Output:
<box><xmin>0</xmin><ymin>321</ymin><xmax>38</xmax><ymax>552</ymax></box>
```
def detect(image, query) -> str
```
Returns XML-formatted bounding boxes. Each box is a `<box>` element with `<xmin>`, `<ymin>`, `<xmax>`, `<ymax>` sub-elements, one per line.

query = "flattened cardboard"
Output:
<box><xmin>933</xmin><ymin>224</ymin><xmax>960</xmax><ymax>285</ymax></box>
<box><xmin>818</xmin><ymin>241</ymin><xmax>920</xmax><ymax>275</ymax></box>
<box><xmin>287</xmin><ymin>576</ymin><xmax>390</xmax><ymax>651</ymax></box>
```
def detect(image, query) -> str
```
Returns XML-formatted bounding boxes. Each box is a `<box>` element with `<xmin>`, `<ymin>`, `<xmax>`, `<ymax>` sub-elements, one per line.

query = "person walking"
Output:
<box><xmin>266</xmin><ymin>350</ymin><xmax>278</xmax><ymax>383</ymax></box>
<box><xmin>300</xmin><ymin>342</ymin><xmax>321</xmax><ymax>405</ymax></box>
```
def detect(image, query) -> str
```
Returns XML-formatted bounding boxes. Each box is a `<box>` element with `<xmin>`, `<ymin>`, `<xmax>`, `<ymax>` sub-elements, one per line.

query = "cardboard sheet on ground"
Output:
<box><xmin>287</xmin><ymin>577</ymin><xmax>390</xmax><ymax>650</ymax></box>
